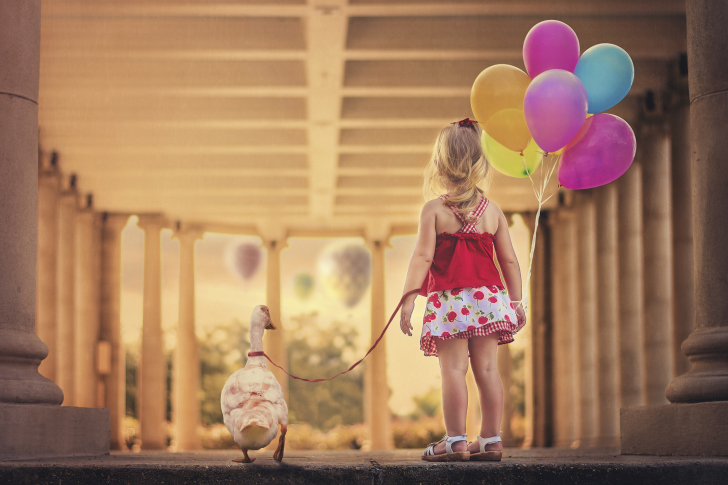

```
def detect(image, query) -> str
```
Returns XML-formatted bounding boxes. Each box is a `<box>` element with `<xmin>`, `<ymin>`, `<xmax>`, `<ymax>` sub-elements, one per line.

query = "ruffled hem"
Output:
<box><xmin>420</xmin><ymin>320</ymin><xmax>516</xmax><ymax>357</ymax></box>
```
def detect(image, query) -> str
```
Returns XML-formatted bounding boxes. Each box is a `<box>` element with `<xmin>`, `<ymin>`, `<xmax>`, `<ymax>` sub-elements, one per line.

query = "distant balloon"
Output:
<box><xmin>294</xmin><ymin>273</ymin><xmax>315</xmax><ymax>301</ymax></box>
<box><xmin>317</xmin><ymin>244</ymin><xmax>371</xmax><ymax>308</ymax></box>
<box><xmin>234</xmin><ymin>243</ymin><xmax>261</xmax><ymax>280</ymax></box>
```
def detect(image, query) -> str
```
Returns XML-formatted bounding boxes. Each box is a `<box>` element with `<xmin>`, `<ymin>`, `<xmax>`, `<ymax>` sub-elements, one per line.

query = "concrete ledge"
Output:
<box><xmin>0</xmin><ymin>403</ymin><xmax>109</xmax><ymax>460</ymax></box>
<box><xmin>2</xmin><ymin>450</ymin><xmax>728</xmax><ymax>485</ymax></box>
<box><xmin>621</xmin><ymin>401</ymin><xmax>728</xmax><ymax>456</ymax></box>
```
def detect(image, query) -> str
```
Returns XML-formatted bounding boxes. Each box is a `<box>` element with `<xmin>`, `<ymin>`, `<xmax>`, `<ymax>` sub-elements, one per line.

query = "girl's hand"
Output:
<box><xmin>400</xmin><ymin>299</ymin><xmax>414</xmax><ymax>336</ymax></box>
<box><xmin>514</xmin><ymin>303</ymin><xmax>527</xmax><ymax>333</ymax></box>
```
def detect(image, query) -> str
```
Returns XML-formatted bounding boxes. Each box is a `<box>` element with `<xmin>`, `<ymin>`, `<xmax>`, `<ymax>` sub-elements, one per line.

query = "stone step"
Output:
<box><xmin>2</xmin><ymin>449</ymin><xmax>728</xmax><ymax>485</ymax></box>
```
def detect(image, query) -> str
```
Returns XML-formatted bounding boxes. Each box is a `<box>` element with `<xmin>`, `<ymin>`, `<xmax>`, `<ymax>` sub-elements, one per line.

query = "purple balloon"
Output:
<box><xmin>523</xmin><ymin>20</ymin><xmax>580</xmax><ymax>79</ymax></box>
<box><xmin>558</xmin><ymin>114</ymin><xmax>636</xmax><ymax>190</ymax></box>
<box><xmin>235</xmin><ymin>243</ymin><xmax>261</xmax><ymax>280</ymax></box>
<box><xmin>524</xmin><ymin>70</ymin><xmax>588</xmax><ymax>153</ymax></box>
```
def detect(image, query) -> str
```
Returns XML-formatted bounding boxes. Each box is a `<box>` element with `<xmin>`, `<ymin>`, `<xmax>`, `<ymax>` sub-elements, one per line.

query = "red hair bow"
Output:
<box><xmin>452</xmin><ymin>118</ymin><xmax>478</xmax><ymax>128</ymax></box>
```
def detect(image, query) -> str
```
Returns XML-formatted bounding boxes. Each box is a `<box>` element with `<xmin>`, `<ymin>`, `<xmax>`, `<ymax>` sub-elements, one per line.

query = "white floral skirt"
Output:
<box><xmin>420</xmin><ymin>285</ymin><xmax>519</xmax><ymax>357</ymax></box>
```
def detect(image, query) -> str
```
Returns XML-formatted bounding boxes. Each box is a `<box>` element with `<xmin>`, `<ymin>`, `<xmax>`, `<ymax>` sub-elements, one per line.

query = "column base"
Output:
<box><xmin>620</xmin><ymin>402</ymin><xmax>728</xmax><ymax>456</ymax></box>
<box><xmin>0</xmin><ymin>403</ymin><xmax>109</xmax><ymax>460</ymax></box>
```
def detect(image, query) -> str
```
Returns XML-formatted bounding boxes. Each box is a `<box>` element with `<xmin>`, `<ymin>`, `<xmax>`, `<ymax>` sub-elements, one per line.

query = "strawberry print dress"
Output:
<box><xmin>419</xmin><ymin>195</ymin><xmax>518</xmax><ymax>357</ymax></box>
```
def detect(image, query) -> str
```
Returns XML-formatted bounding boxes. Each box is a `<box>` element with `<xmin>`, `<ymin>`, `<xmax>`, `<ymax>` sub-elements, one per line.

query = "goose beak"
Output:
<box><xmin>265</xmin><ymin>320</ymin><xmax>277</xmax><ymax>330</ymax></box>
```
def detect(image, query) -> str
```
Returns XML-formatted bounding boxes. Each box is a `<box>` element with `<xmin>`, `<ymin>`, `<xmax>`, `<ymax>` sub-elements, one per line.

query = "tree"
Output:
<box><xmin>286</xmin><ymin>312</ymin><xmax>364</xmax><ymax>431</ymax></box>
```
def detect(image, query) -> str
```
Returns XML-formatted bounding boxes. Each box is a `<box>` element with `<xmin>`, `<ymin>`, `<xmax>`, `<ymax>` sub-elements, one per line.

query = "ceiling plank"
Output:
<box><xmin>306</xmin><ymin>0</ymin><xmax>349</xmax><ymax>221</ymax></box>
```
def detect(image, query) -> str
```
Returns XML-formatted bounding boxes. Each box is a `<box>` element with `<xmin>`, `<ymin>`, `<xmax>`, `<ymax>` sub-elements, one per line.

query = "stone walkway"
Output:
<box><xmin>2</xmin><ymin>448</ymin><xmax>727</xmax><ymax>484</ymax></box>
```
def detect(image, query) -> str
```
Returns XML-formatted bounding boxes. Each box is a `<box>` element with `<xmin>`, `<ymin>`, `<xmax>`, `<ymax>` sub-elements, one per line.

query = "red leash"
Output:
<box><xmin>247</xmin><ymin>288</ymin><xmax>421</xmax><ymax>382</ymax></box>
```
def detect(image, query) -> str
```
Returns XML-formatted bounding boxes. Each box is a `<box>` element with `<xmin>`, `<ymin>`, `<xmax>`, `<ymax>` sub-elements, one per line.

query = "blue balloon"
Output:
<box><xmin>574</xmin><ymin>44</ymin><xmax>634</xmax><ymax>114</ymax></box>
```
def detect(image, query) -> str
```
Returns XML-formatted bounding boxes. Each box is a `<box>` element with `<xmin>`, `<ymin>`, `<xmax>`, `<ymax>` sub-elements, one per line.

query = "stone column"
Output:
<box><xmin>617</xmin><ymin>162</ymin><xmax>646</xmax><ymax>408</ymax></box>
<box><xmin>641</xmin><ymin>119</ymin><xmax>675</xmax><ymax>405</ymax></box>
<box><xmin>173</xmin><ymin>225</ymin><xmax>203</xmax><ymax>451</ymax></box>
<box><xmin>575</xmin><ymin>193</ymin><xmax>598</xmax><ymax>447</ymax></box>
<box><xmin>99</xmin><ymin>213</ymin><xmax>129</xmax><ymax>450</ymax></box>
<box><xmin>622</xmin><ymin>1</ymin><xmax>728</xmax><ymax>456</ymax></box>
<box><xmin>530</xmin><ymin>213</ymin><xmax>551</xmax><ymax>447</ymax></box>
<box><xmin>465</xmin><ymin>370</ymin><xmax>480</xmax><ymax>440</ymax></box>
<box><xmin>263</xmin><ymin>238</ymin><xmax>288</xmax><ymax>400</ymax></box>
<box><xmin>497</xmin><ymin>344</ymin><xmax>515</xmax><ymax>446</ymax></box>
<box><xmin>518</xmin><ymin>211</ymin><xmax>536</xmax><ymax>449</ymax></box>
<box><xmin>36</xmin><ymin>161</ymin><xmax>60</xmax><ymax>381</ymax></box>
<box><xmin>56</xmin><ymin>186</ymin><xmax>78</xmax><ymax>405</ymax></box>
<box><xmin>137</xmin><ymin>215</ymin><xmax>167</xmax><ymax>450</ymax></box>
<box><xmin>669</xmin><ymin>81</ymin><xmax>694</xmax><ymax>378</ymax></box>
<box><xmin>549</xmin><ymin>210</ymin><xmax>577</xmax><ymax>447</ymax></box>
<box><xmin>365</xmin><ymin>238</ymin><xmax>393</xmax><ymax>449</ymax></box>
<box><xmin>74</xmin><ymin>204</ymin><xmax>102</xmax><ymax>408</ymax></box>
<box><xmin>594</xmin><ymin>184</ymin><xmax>620</xmax><ymax>446</ymax></box>
<box><xmin>0</xmin><ymin>0</ymin><xmax>107</xmax><ymax>460</ymax></box>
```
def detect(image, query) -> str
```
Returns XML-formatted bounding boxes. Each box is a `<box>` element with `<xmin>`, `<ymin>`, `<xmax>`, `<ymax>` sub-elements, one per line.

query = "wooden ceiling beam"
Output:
<box><xmin>306</xmin><ymin>0</ymin><xmax>348</xmax><ymax>221</ymax></box>
<box><xmin>41</xmin><ymin>1</ymin><xmax>684</xmax><ymax>19</ymax></box>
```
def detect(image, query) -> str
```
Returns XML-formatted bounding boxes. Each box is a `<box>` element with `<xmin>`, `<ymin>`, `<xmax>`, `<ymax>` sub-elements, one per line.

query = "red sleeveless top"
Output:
<box><xmin>419</xmin><ymin>195</ymin><xmax>504</xmax><ymax>296</ymax></box>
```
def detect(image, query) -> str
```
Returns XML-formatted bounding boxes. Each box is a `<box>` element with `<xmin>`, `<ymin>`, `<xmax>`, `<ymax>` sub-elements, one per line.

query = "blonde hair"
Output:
<box><xmin>423</xmin><ymin>121</ymin><xmax>491</xmax><ymax>222</ymax></box>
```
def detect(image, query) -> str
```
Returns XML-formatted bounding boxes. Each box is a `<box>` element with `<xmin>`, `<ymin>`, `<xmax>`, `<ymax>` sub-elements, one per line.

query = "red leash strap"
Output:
<box><xmin>247</xmin><ymin>288</ymin><xmax>421</xmax><ymax>383</ymax></box>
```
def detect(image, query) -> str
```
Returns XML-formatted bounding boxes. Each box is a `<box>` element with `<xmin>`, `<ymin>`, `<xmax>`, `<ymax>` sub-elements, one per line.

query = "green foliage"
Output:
<box><xmin>509</xmin><ymin>346</ymin><xmax>525</xmax><ymax>416</ymax></box>
<box><xmin>198</xmin><ymin>318</ymin><xmax>250</xmax><ymax>426</ymax></box>
<box><xmin>411</xmin><ymin>386</ymin><xmax>442</xmax><ymax>418</ymax></box>
<box><xmin>286</xmin><ymin>312</ymin><xmax>364</xmax><ymax>431</ymax></box>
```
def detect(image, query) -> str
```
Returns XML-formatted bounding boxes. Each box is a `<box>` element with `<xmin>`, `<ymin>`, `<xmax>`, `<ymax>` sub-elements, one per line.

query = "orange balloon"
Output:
<box><xmin>470</xmin><ymin>64</ymin><xmax>531</xmax><ymax>125</ymax></box>
<box><xmin>484</xmin><ymin>109</ymin><xmax>531</xmax><ymax>153</ymax></box>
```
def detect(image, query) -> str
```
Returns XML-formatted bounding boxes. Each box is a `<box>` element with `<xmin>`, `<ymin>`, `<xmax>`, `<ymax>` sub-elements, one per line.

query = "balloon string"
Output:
<box><xmin>519</xmin><ymin>152</ymin><xmax>561</xmax><ymax>313</ymax></box>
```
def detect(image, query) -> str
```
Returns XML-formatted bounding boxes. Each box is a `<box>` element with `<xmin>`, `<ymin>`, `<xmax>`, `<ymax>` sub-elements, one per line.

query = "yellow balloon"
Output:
<box><xmin>481</xmin><ymin>132</ymin><xmax>544</xmax><ymax>179</ymax></box>
<box><xmin>470</xmin><ymin>64</ymin><xmax>531</xmax><ymax>125</ymax></box>
<box><xmin>484</xmin><ymin>109</ymin><xmax>531</xmax><ymax>153</ymax></box>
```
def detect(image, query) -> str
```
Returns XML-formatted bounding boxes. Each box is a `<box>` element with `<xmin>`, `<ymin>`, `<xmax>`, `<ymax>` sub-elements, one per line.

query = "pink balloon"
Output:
<box><xmin>524</xmin><ymin>70</ymin><xmax>588</xmax><ymax>153</ymax></box>
<box><xmin>558</xmin><ymin>114</ymin><xmax>636</xmax><ymax>190</ymax></box>
<box><xmin>523</xmin><ymin>20</ymin><xmax>580</xmax><ymax>79</ymax></box>
<box><xmin>235</xmin><ymin>243</ymin><xmax>261</xmax><ymax>280</ymax></box>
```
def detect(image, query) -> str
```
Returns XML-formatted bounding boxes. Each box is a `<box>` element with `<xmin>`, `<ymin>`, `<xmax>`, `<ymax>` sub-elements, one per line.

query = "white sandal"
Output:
<box><xmin>421</xmin><ymin>434</ymin><xmax>470</xmax><ymax>462</ymax></box>
<box><xmin>470</xmin><ymin>434</ymin><xmax>502</xmax><ymax>461</ymax></box>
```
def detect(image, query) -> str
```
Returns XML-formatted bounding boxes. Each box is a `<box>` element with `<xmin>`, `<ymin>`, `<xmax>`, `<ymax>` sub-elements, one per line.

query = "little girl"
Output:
<box><xmin>399</xmin><ymin>118</ymin><xmax>526</xmax><ymax>462</ymax></box>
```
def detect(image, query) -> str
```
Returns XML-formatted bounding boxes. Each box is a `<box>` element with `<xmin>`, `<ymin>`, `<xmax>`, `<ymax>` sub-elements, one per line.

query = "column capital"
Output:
<box><xmin>102</xmin><ymin>213</ymin><xmax>130</xmax><ymax>234</ymax></box>
<box><xmin>172</xmin><ymin>221</ymin><xmax>205</xmax><ymax>243</ymax></box>
<box><xmin>364</xmin><ymin>222</ymin><xmax>391</xmax><ymax>250</ymax></box>
<box><xmin>257</xmin><ymin>224</ymin><xmax>288</xmax><ymax>250</ymax></box>
<box><xmin>136</xmin><ymin>214</ymin><xmax>169</xmax><ymax>231</ymax></box>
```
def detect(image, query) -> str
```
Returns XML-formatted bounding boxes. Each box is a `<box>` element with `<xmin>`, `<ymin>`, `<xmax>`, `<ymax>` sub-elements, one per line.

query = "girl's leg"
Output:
<box><xmin>467</xmin><ymin>334</ymin><xmax>503</xmax><ymax>452</ymax></box>
<box><xmin>432</xmin><ymin>337</ymin><xmax>470</xmax><ymax>454</ymax></box>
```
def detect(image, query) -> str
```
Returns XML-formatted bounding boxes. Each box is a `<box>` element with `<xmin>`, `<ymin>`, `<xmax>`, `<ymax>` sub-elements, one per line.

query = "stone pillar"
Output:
<box><xmin>99</xmin><ymin>213</ymin><xmax>129</xmax><ymax>450</ymax></box>
<box><xmin>365</xmin><ymin>238</ymin><xmax>393</xmax><ymax>449</ymax></box>
<box><xmin>497</xmin><ymin>344</ymin><xmax>515</xmax><ymax>446</ymax></box>
<box><xmin>641</xmin><ymin>119</ymin><xmax>675</xmax><ymax>405</ymax></box>
<box><xmin>74</xmin><ymin>205</ymin><xmax>102</xmax><ymax>408</ymax></box>
<box><xmin>0</xmin><ymin>0</ymin><xmax>107</xmax><ymax>460</ymax></box>
<box><xmin>137</xmin><ymin>215</ymin><xmax>167</xmax><ymax>450</ymax></box>
<box><xmin>173</xmin><ymin>225</ymin><xmax>203</xmax><ymax>451</ymax></box>
<box><xmin>36</xmin><ymin>161</ymin><xmax>60</xmax><ymax>381</ymax></box>
<box><xmin>594</xmin><ymin>184</ymin><xmax>620</xmax><ymax>446</ymax></box>
<box><xmin>622</xmin><ymin>1</ymin><xmax>728</xmax><ymax>456</ymax></box>
<box><xmin>465</xmin><ymin>370</ymin><xmax>480</xmax><ymax>440</ymax></box>
<box><xmin>56</xmin><ymin>186</ymin><xmax>78</xmax><ymax>405</ymax></box>
<box><xmin>669</xmin><ymin>83</ymin><xmax>694</xmax><ymax>378</ymax></box>
<box><xmin>518</xmin><ymin>212</ymin><xmax>536</xmax><ymax>449</ymax></box>
<box><xmin>617</xmin><ymin>163</ymin><xmax>646</xmax><ymax>408</ymax></box>
<box><xmin>575</xmin><ymin>193</ymin><xmax>598</xmax><ymax>447</ymax></box>
<box><xmin>549</xmin><ymin>210</ymin><xmax>577</xmax><ymax>448</ymax></box>
<box><xmin>530</xmin><ymin>213</ymin><xmax>551</xmax><ymax>447</ymax></box>
<box><xmin>263</xmin><ymin>238</ymin><xmax>288</xmax><ymax>400</ymax></box>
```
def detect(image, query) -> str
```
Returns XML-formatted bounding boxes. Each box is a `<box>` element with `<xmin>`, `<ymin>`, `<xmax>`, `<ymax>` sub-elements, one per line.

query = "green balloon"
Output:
<box><xmin>294</xmin><ymin>273</ymin><xmax>315</xmax><ymax>300</ymax></box>
<box><xmin>481</xmin><ymin>131</ymin><xmax>544</xmax><ymax>178</ymax></box>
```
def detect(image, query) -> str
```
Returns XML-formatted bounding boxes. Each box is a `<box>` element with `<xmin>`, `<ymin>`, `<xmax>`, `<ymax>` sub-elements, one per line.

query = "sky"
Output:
<box><xmin>120</xmin><ymin>214</ymin><xmax>531</xmax><ymax>416</ymax></box>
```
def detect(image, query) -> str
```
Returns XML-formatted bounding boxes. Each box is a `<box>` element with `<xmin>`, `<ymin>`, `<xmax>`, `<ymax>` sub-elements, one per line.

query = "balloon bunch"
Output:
<box><xmin>471</xmin><ymin>20</ymin><xmax>637</xmax><ymax>309</ymax></box>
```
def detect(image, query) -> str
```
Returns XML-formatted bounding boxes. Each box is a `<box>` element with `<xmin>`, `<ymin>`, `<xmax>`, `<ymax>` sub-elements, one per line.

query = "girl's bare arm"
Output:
<box><xmin>400</xmin><ymin>201</ymin><xmax>437</xmax><ymax>335</ymax></box>
<box><xmin>492</xmin><ymin>209</ymin><xmax>522</xmax><ymax>302</ymax></box>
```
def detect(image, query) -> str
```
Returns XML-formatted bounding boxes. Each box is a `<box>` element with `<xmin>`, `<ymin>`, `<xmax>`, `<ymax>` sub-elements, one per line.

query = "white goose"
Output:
<box><xmin>221</xmin><ymin>305</ymin><xmax>288</xmax><ymax>463</ymax></box>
